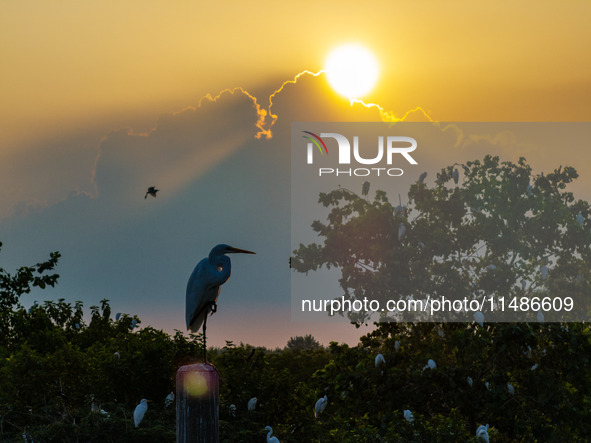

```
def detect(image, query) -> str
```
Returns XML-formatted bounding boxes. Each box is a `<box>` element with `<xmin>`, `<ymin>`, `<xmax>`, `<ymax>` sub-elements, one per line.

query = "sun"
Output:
<box><xmin>325</xmin><ymin>44</ymin><xmax>379</xmax><ymax>99</ymax></box>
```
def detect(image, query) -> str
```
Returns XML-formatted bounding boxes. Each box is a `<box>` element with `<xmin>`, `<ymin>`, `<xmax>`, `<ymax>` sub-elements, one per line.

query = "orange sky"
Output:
<box><xmin>0</xmin><ymin>0</ymin><xmax>590</xmax><ymax>348</ymax></box>
<box><xmin>1</xmin><ymin>1</ymin><xmax>589</xmax><ymax>151</ymax></box>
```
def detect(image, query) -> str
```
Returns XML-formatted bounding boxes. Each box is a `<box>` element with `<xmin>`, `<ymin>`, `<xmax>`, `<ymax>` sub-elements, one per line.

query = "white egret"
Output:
<box><xmin>507</xmin><ymin>382</ymin><xmax>515</xmax><ymax>395</ymax></box>
<box><xmin>145</xmin><ymin>186</ymin><xmax>159</xmax><ymax>199</ymax></box>
<box><xmin>577</xmin><ymin>212</ymin><xmax>584</xmax><ymax>227</ymax></box>
<box><xmin>452</xmin><ymin>168</ymin><xmax>459</xmax><ymax>184</ymax></box>
<box><xmin>527</xmin><ymin>184</ymin><xmax>532</xmax><ymax>196</ymax></box>
<box><xmin>531</xmin><ymin>363</ymin><xmax>538</xmax><ymax>371</ymax></box>
<box><xmin>375</xmin><ymin>353</ymin><xmax>386</xmax><ymax>368</ymax></box>
<box><xmin>248</xmin><ymin>397</ymin><xmax>257</xmax><ymax>412</ymax></box>
<box><xmin>438</xmin><ymin>329</ymin><xmax>445</xmax><ymax>338</ymax></box>
<box><xmin>424</xmin><ymin>359</ymin><xmax>436</xmax><ymax>370</ymax></box>
<box><xmin>165</xmin><ymin>391</ymin><xmax>174</xmax><ymax>408</ymax></box>
<box><xmin>403</xmin><ymin>409</ymin><xmax>414</xmax><ymax>423</ymax></box>
<box><xmin>99</xmin><ymin>409</ymin><xmax>110</xmax><ymax>419</ymax></box>
<box><xmin>474</xmin><ymin>311</ymin><xmax>484</xmax><ymax>327</ymax></box>
<box><xmin>362</xmin><ymin>181</ymin><xmax>370</xmax><ymax>197</ymax></box>
<box><xmin>115</xmin><ymin>312</ymin><xmax>122</xmax><ymax>321</ymax></box>
<box><xmin>487</xmin><ymin>264</ymin><xmax>496</xmax><ymax>271</ymax></box>
<box><xmin>521</xmin><ymin>280</ymin><xmax>527</xmax><ymax>290</ymax></box>
<box><xmin>133</xmin><ymin>399</ymin><xmax>148</xmax><ymax>428</ymax></box>
<box><xmin>540</xmin><ymin>265</ymin><xmax>548</xmax><ymax>279</ymax></box>
<box><xmin>467</xmin><ymin>376</ymin><xmax>473</xmax><ymax>387</ymax></box>
<box><xmin>394</xmin><ymin>340</ymin><xmax>400</xmax><ymax>351</ymax></box>
<box><xmin>314</xmin><ymin>395</ymin><xmax>328</xmax><ymax>418</ymax></box>
<box><xmin>229</xmin><ymin>404</ymin><xmax>237</xmax><ymax>418</ymax></box>
<box><xmin>537</xmin><ymin>310</ymin><xmax>545</xmax><ymax>323</ymax></box>
<box><xmin>394</xmin><ymin>194</ymin><xmax>405</xmax><ymax>216</ymax></box>
<box><xmin>130</xmin><ymin>318</ymin><xmax>137</xmax><ymax>329</ymax></box>
<box><xmin>186</xmin><ymin>244</ymin><xmax>255</xmax><ymax>361</ymax></box>
<box><xmin>398</xmin><ymin>223</ymin><xmax>406</xmax><ymax>241</ymax></box>
<box><xmin>265</xmin><ymin>426</ymin><xmax>280</xmax><ymax>443</ymax></box>
<box><xmin>113</xmin><ymin>352</ymin><xmax>120</xmax><ymax>360</ymax></box>
<box><xmin>418</xmin><ymin>172</ymin><xmax>427</xmax><ymax>184</ymax></box>
<box><xmin>485</xmin><ymin>381</ymin><xmax>491</xmax><ymax>391</ymax></box>
<box><xmin>476</xmin><ymin>424</ymin><xmax>489</xmax><ymax>442</ymax></box>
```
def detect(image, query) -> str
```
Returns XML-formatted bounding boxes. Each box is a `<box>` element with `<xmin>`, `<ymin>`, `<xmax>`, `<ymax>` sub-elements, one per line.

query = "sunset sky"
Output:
<box><xmin>0</xmin><ymin>1</ymin><xmax>590</xmax><ymax>347</ymax></box>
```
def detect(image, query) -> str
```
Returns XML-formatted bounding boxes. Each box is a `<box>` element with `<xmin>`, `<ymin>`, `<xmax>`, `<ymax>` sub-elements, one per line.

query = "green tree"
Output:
<box><xmin>292</xmin><ymin>155</ymin><xmax>591</xmax><ymax>324</ymax></box>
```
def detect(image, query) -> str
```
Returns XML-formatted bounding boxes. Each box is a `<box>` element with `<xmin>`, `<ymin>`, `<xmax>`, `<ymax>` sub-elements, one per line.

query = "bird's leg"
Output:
<box><xmin>202</xmin><ymin>313</ymin><xmax>208</xmax><ymax>363</ymax></box>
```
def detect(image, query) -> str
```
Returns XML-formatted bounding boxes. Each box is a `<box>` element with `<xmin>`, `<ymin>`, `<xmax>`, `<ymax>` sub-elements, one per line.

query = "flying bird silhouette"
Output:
<box><xmin>145</xmin><ymin>186</ymin><xmax>159</xmax><ymax>199</ymax></box>
<box><xmin>186</xmin><ymin>244</ymin><xmax>255</xmax><ymax>362</ymax></box>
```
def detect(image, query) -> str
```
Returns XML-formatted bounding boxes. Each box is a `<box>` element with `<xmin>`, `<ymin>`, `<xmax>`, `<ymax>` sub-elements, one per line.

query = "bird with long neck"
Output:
<box><xmin>186</xmin><ymin>244</ymin><xmax>255</xmax><ymax>362</ymax></box>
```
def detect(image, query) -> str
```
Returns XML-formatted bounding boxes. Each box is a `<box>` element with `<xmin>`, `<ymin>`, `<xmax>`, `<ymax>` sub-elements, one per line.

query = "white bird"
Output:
<box><xmin>467</xmin><ymin>376</ymin><xmax>473</xmax><ymax>387</ymax></box>
<box><xmin>537</xmin><ymin>310</ymin><xmax>545</xmax><ymax>323</ymax></box>
<box><xmin>395</xmin><ymin>340</ymin><xmax>400</xmax><ymax>352</ymax></box>
<box><xmin>113</xmin><ymin>352</ymin><xmax>120</xmax><ymax>360</ymax></box>
<box><xmin>507</xmin><ymin>382</ymin><xmax>515</xmax><ymax>395</ymax></box>
<box><xmin>485</xmin><ymin>381</ymin><xmax>491</xmax><ymax>391</ymax></box>
<box><xmin>424</xmin><ymin>359</ymin><xmax>436</xmax><ymax>370</ymax></box>
<box><xmin>265</xmin><ymin>426</ymin><xmax>280</xmax><ymax>443</ymax></box>
<box><xmin>527</xmin><ymin>184</ymin><xmax>532</xmax><ymax>196</ymax></box>
<box><xmin>248</xmin><ymin>397</ymin><xmax>257</xmax><ymax>411</ymax></box>
<box><xmin>476</xmin><ymin>424</ymin><xmax>489</xmax><ymax>442</ymax></box>
<box><xmin>540</xmin><ymin>265</ymin><xmax>548</xmax><ymax>279</ymax></box>
<box><xmin>474</xmin><ymin>311</ymin><xmax>484</xmax><ymax>327</ymax></box>
<box><xmin>375</xmin><ymin>353</ymin><xmax>386</xmax><ymax>368</ymax></box>
<box><xmin>487</xmin><ymin>264</ymin><xmax>496</xmax><ymax>271</ymax></box>
<box><xmin>531</xmin><ymin>363</ymin><xmax>538</xmax><ymax>371</ymax></box>
<box><xmin>418</xmin><ymin>171</ymin><xmax>427</xmax><ymax>184</ymax></box>
<box><xmin>186</xmin><ymin>244</ymin><xmax>255</xmax><ymax>361</ymax></box>
<box><xmin>452</xmin><ymin>168</ymin><xmax>459</xmax><ymax>184</ymax></box>
<box><xmin>115</xmin><ymin>312</ymin><xmax>122</xmax><ymax>321</ymax></box>
<box><xmin>438</xmin><ymin>329</ymin><xmax>445</xmax><ymax>338</ymax></box>
<box><xmin>99</xmin><ymin>409</ymin><xmax>110</xmax><ymax>419</ymax></box>
<box><xmin>130</xmin><ymin>318</ymin><xmax>137</xmax><ymax>329</ymax></box>
<box><xmin>521</xmin><ymin>280</ymin><xmax>527</xmax><ymax>290</ymax></box>
<box><xmin>394</xmin><ymin>194</ymin><xmax>405</xmax><ymax>216</ymax></box>
<box><xmin>404</xmin><ymin>409</ymin><xmax>414</xmax><ymax>423</ymax></box>
<box><xmin>398</xmin><ymin>223</ymin><xmax>406</xmax><ymax>241</ymax></box>
<box><xmin>577</xmin><ymin>212</ymin><xmax>584</xmax><ymax>227</ymax></box>
<box><xmin>229</xmin><ymin>404</ymin><xmax>237</xmax><ymax>418</ymax></box>
<box><xmin>314</xmin><ymin>395</ymin><xmax>327</xmax><ymax>418</ymax></box>
<box><xmin>165</xmin><ymin>391</ymin><xmax>174</xmax><ymax>408</ymax></box>
<box><xmin>361</xmin><ymin>181</ymin><xmax>370</xmax><ymax>197</ymax></box>
<box><xmin>133</xmin><ymin>399</ymin><xmax>148</xmax><ymax>428</ymax></box>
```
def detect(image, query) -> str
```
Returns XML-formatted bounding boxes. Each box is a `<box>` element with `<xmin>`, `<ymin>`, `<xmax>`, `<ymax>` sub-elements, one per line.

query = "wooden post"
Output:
<box><xmin>176</xmin><ymin>363</ymin><xmax>219</xmax><ymax>443</ymax></box>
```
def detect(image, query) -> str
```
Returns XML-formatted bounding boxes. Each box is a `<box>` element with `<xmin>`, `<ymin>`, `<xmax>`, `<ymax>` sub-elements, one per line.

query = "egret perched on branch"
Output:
<box><xmin>186</xmin><ymin>244</ymin><xmax>255</xmax><ymax>362</ymax></box>
<box><xmin>452</xmin><ymin>168</ymin><xmax>459</xmax><ymax>184</ymax></box>
<box><xmin>577</xmin><ymin>212</ymin><xmax>584</xmax><ymax>227</ymax></box>
<box><xmin>145</xmin><ymin>186</ymin><xmax>159</xmax><ymax>199</ymax></box>
<box><xmin>404</xmin><ymin>409</ymin><xmax>414</xmax><ymax>423</ymax></box>
<box><xmin>362</xmin><ymin>181</ymin><xmax>370</xmax><ymax>197</ymax></box>
<box><xmin>248</xmin><ymin>397</ymin><xmax>258</xmax><ymax>412</ymax></box>
<box><xmin>418</xmin><ymin>171</ymin><xmax>427</xmax><ymax>184</ymax></box>
<box><xmin>474</xmin><ymin>311</ymin><xmax>484</xmax><ymax>327</ymax></box>
<box><xmin>265</xmin><ymin>426</ymin><xmax>280</xmax><ymax>443</ymax></box>
<box><xmin>476</xmin><ymin>424</ymin><xmax>490</xmax><ymax>442</ymax></box>
<box><xmin>375</xmin><ymin>353</ymin><xmax>386</xmax><ymax>368</ymax></box>
<box><xmin>314</xmin><ymin>395</ymin><xmax>327</xmax><ymax>418</ymax></box>
<box><xmin>164</xmin><ymin>391</ymin><xmax>174</xmax><ymax>408</ymax></box>
<box><xmin>133</xmin><ymin>399</ymin><xmax>148</xmax><ymax>428</ymax></box>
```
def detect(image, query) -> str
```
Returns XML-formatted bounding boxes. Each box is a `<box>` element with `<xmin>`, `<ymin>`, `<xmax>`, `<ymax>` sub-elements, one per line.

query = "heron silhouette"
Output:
<box><xmin>186</xmin><ymin>244</ymin><xmax>255</xmax><ymax>362</ymax></box>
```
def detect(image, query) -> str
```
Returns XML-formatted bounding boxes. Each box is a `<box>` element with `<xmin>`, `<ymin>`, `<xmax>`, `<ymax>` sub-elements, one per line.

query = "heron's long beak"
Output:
<box><xmin>228</xmin><ymin>247</ymin><xmax>256</xmax><ymax>254</ymax></box>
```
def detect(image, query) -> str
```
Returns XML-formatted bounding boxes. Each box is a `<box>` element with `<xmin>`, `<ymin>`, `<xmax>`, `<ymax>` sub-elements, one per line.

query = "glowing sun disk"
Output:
<box><xmin>325</xmin><ymin>44</ymin><xmax>379</xmax><ymax>99</ymax></box>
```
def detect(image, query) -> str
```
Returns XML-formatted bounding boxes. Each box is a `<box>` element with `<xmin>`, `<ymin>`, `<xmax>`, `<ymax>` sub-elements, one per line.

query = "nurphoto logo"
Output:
<box><xmin>302</xmin><ymin>130</ymin><xmax>418</xmax><ymax>177</ymax></box>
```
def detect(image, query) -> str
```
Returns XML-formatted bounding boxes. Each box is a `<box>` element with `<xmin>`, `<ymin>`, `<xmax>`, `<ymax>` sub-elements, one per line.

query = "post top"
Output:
<box><xmin>177</xmin><ymin>362</ymin><xmax>218</xmax><ymax>373</ymax></box>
